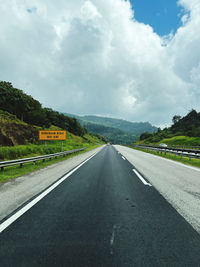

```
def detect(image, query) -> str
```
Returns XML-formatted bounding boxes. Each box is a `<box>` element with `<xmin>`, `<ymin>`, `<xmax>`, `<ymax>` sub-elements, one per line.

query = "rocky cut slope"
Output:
<box><xmin>0</xmin><ymin>110</ymin><xmax>38</xmax><ymax>146</ymax></box>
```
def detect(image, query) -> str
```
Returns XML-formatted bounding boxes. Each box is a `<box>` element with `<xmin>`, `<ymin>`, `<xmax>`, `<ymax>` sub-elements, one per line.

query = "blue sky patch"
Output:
<box><xmin>129</xmin><ymin>0</ymin><xmax>185</xmax><ymax>36</ymax></box>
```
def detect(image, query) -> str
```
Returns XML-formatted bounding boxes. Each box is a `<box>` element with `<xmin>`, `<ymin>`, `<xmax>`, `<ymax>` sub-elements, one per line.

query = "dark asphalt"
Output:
<box><xmin>1</xmin><ymin>145</ymin><xmax>200</xmax><ymax>267</ymax></box>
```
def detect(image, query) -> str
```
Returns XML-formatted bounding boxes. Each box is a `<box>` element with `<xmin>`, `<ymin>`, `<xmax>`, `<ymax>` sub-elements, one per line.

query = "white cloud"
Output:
<box><xmin>0</xmin><ymin>0</ymin><xmax>200</xmax><ymax>126</ymax></box>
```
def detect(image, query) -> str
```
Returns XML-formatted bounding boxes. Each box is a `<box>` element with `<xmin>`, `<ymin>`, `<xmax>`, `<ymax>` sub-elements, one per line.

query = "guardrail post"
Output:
<box><xmin>20</xmin><ymin>163</ymin><xmax>23</xmax><ymax>168</ymax></box>
<box><xmin>1</xmin><ymin>167</ymin><xmax>4</xmax><ymax>172</ymax></box>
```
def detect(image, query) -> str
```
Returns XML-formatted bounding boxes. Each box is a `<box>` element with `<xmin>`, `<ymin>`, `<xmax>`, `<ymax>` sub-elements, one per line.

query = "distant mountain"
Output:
<box><xmin>64</xmin><ymin>113</ymin><xmax>157</xmax><ymax>144</ymax></box>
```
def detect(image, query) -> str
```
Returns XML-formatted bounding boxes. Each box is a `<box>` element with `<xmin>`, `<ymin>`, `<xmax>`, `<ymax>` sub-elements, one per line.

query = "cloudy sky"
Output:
<box><xmin>0</xmin><ymin>0</ymin><xmax>200</xmax><ymax>127</ymax></box>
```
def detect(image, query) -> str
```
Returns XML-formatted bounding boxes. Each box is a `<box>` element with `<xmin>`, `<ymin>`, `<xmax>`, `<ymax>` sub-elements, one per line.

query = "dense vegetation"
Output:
<box><xmin>138</xmin><ymin>110</ymin><xmax>200</xmax><ymax>145</ymax></box>
<box><xmin>0</xmin><ymin>131</ymin><xmax>103</xmax><ymax>161</ymax></box>
<box><xmin>0</xmin><ymin>81</ymin><xmax>87</xmax><ymax>137</ymax></box>
<box><xmin>84</xmin><ymin>122</ymin><xmax>137</xmax><ymax>144</ymax></box>
<box><xmin>78</xmin><ymin>115</ymin><xmax>157</xmax><ymax>134</ymax></box>
<box><xmin>0</xmin><ymin>81</ymin><xmax>107</xmax><ymax>149</ymax></box>
<box><xmin>65</xmin><ymin>113</ymin><xmax>157</xmax><ymax>144</ymax></box>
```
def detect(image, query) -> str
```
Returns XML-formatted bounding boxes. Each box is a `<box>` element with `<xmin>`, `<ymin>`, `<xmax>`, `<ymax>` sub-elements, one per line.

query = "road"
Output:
<box><xmin>115</xmin><ymin>145</ymin><xmax>200</xmax><ymax>233</ymax></box>
<box><xmin>0</xmin><ymin>145</ymin><xmax>200</xmax><ymax>266</ymax></box>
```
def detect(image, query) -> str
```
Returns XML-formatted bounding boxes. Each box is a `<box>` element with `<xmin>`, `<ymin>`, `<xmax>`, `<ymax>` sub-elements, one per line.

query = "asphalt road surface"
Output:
<box><xmin>1</xmin><ymin>145</ymin><xmax>200</xmax><ymax>266</ymax></box>
<box><xmin>114</xmin><ymin>145</ymin><xmax>200</xmax><ymax>233</ymax></box>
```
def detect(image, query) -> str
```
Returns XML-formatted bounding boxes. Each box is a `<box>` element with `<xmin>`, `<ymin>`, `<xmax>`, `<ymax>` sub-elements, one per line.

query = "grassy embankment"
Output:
<box><xmin>0</xmin><ymin>133</ymin><xmax>103</xmax><ymax>183</ymax></box>
<box><xmin>0</xmin><ymin>110</ymin><xmax>104</xmax><ymax>183</ymax></box>
<box><xmin>136</xmin><ymin>136</ymin><xmax>200</xmax><ymax>147</ymax></box>
<box><xmin>133</xmin><ymin>136</ymin><xmax>200</xmax><ymax>168</ymax></box>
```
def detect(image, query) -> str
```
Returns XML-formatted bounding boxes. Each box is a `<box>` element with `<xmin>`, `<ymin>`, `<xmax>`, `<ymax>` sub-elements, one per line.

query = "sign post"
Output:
<box><xmin>39</xmin><ymin>131</ymin><xmax>67</xmax><ymax>151</ymax></box>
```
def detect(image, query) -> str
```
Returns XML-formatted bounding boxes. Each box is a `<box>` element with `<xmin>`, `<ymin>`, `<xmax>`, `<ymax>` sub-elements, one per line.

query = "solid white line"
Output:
<box><xmin>122</xmin><ymin>156</ymin><xmax>126</xmax><ymax>160</ymax></box>
<box><xmin>0</xmin><ymin>149</ymin><xmax>102</xmax><ymax>233</ymax></box>
<box><xmin>133</xmin><ymin>169</ymin><xmax>152</xmax><ymax>186</ymax></box>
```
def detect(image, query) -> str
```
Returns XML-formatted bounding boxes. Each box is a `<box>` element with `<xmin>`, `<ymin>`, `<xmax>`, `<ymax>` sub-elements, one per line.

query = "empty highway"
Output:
<box><xmin>0</xmin><ymin>145</ymin><xmax>200</xmax><ymax>266</ymax></box>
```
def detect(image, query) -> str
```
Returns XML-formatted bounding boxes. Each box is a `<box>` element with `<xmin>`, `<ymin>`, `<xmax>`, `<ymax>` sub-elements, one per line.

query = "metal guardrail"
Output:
<box><xmin>131</xmin><ymin>145</ymin><xmax>200</xmax><ymax>160</ymax></box>
<box><xmin>135</xmin><ymin>144</ymin><xmax>200</xmax><ymax>154</ymax></box>
<box><xmin>0</xmin><ymin>148</ymin><xmax>86</xmax><ymax>172</ymax></box>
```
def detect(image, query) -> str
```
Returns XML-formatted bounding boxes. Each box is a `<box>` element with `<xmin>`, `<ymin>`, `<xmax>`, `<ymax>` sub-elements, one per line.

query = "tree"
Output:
<box><xmin>172</xmin><ymin>115</ymin><xmax>181</xmax><ymax>125</ymax></box>
<box><xmin>139</xmin><ymin>132</ymin><xmax>153</xmax><ymax>141</ymax></box>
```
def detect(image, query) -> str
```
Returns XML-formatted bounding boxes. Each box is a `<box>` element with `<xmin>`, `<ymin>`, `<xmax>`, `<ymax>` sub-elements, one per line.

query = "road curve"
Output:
<box><xmin>0</xmin><ymin>145</ymin><xmax>200</xmax><ymax>266</ymax></box>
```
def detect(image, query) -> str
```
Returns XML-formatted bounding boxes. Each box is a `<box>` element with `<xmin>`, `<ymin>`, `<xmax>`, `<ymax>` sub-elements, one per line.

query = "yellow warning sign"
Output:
<box><xmin>39</xmin><ymin>131</ymin><xmax>67</xmax><ymax>140</ymax></box>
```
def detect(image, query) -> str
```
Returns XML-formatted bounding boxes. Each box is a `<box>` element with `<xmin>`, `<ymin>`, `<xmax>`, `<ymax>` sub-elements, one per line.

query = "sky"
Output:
<box><xmin>130</xmin><ymin>0</ymin><xmax>183</xmax><ymax>36</ymax></box>
<box><xmin>0</xmin><ymin>0</ymin><xmax>200</xmax><ymax>127</ymax></box>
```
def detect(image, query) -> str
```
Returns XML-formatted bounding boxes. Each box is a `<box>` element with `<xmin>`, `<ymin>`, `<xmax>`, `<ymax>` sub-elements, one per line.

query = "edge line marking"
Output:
<box><xmin>0</xmin><ymin>148</ymin><xmax>103</xmax><ymax>233</ymax></box>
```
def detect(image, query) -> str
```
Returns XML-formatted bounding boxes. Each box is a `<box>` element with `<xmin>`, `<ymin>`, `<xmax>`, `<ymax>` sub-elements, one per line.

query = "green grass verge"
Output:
<box><xmin>0</xmin><ymin>132</ymin><xmax>103</xmax><ymax>161</ymax></box>
<box><xmin>129</xmin><ymin>146</ymin><xmax>200</xmax><ymax>169</ymax></box>
<box><xmin>136</xmin><ymin>136</ymin><xmax>200</xmax><ymax>147</ymax></box>
<box><xmin>0</xmin><ymin>144</ymin><xmax>101</xmax><ymax>184</ymax></box>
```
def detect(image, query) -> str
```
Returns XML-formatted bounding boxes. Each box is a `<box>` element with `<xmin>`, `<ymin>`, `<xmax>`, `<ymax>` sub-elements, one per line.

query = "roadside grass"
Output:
<box><xmin>0</xmin><ymin>144</ymin><xmax>101</xmax><ymax>184</ymax></box>
<box><xmin>160</xmin><ymin>136</ymin><xmax>200</xmax><ymax>147</ymax></box>
<box><xmin>0</xmin><ymin>132</ymin><xmax>103</xmax><ymax>161</ymax></box>
<box><xmin>136</xmin><ymin>136</ymin><xmax>200</xmax><ymax>147</ymax></box>
<box><xmin>129</xmin><ymin>146</ymin><xmax>200</xmax><ymax>169</ymax></box>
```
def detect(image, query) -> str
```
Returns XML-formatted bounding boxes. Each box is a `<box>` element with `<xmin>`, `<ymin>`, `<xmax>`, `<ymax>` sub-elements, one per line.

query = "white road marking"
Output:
<box><xmin>133</xmin><ymin>169</ymin><xmax>152</xmax><ymax>186</ymax></box>
<box><xmin>122</xmin><ymin>156</ymin><xmax>126</xmax><ymax>160</ymax></box>
<box><xmin>120</xmin><ymin>146</ymin><xmax>200</xmax><ymax>172</ymax></box>
<box><xmin>0</xmin><ymin>149</ymin><xmax>102</xmax><ymax>233</ymax></box>
<box><xmin>110</xmin><ymin>225</ymin><xmax>116</xmax><ymax>246</ymax></box>
<box><xmin>110</xmin><ymin>224</ymin><xmax>117</xmax><ymax>254</ymax></box>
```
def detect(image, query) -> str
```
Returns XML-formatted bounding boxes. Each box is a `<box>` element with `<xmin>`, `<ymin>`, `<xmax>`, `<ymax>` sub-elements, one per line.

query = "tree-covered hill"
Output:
<box><xmin>64</xmin><ymin>113</ymin><xmax>157</xmax><ymax>144</ymax></box>
<box><xmin>138</xmin><ymin>109</ymin><xmax>200</xmax><ymax>145</ymax></box>
<box><xmin>0</xmin><ymin>81</ymin><xmax>107</xmax><ymax>146</ymax></box>
<box><xmin>84</xmin><ymin>122</ymin><xmax>138</xmax><ymax>144</ymax></box>
<box><xmin>0</xmin><ymin>81</ymin><xmax>87</xmax><ymax>137</ymax></box>
<box><xmin>66</xmin><ymin>113</ymin><xmax>157</xmax><ymax>134</ymax></box>
<box><xmin>82</xmin><ymin>115</ymin><xmax>157</xmax><ymax>134</ymax></box>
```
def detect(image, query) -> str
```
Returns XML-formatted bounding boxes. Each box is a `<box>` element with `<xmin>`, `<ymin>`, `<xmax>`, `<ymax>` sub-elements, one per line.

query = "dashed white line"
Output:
<box><xmin>110</xmin><ymin>225</ymin><xmax>116</xmax><ymax>246</ymax></box>
<box><xmin>110</xmin><ymin>224</ymin><xmax>117</xmax><ymax>254</ymax></box>
<box><xmin>122</xmin><ymin>156</ymin><xmax>126</xmax><ymax>160</ymax></box>
<box><xmin>133</xmin><ymin>169</ymin><xmax>152</xmax><ymax>186</ymax></box>
<box><xmin>0</xmin><ymin>149</ymin><xmax>102</xmax><ymax>234</ymax></box>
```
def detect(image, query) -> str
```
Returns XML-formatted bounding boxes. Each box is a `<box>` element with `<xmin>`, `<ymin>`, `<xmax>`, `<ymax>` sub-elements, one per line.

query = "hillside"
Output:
<box><xmin>0</xmin><ymin>81</ymin><xmax>106</xmax><ymax>147</ymax></box>
<box><xmin>84</xmin><ymin>122</ymin><xmax>137</xmax><ymax>144</ymax></box>
<box><xmin>81</xmin><ymin>115</ymin><xmax>157</xmax><ymax>134</ymax></box>
<box><xmin>65</xmin><ymin>113</ymin><xmax>157</xmax><ymax>144</ymax></box>
<box><xmin>138</xmin><ymin>109</ymin><xmax>200</xmax><ymax>146</ymax></box>
<box><xmin>0</xmin><ymin>110</ymin><xmax>39</xmax><ymax>146</ymax></box>
<box><xmin>0</xmin><ymin>81</ymin><xmax>87</xmax><ymax>137</ymax></box>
